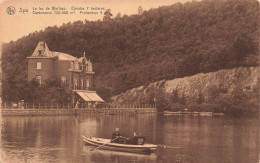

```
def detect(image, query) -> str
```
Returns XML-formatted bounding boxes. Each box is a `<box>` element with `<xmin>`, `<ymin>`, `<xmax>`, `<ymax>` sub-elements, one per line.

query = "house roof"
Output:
<box><xmin>52</xmin><ymin>52</ymin><xmax>77</xmax><ymax>61</ymax></box>
<box><xmin>31</xmin><ymin>41</ymin><xmax>51</xmax><ymax>57</ymax></box>
<box><xmin>30</xmin><ymin>41</ymin><xmax>78</xmax><ymax>61</ymax></box>
<box><xmin>78</xmin><ymin>57</ymin><xmax>91</xmax><ymax>63</ymax></box>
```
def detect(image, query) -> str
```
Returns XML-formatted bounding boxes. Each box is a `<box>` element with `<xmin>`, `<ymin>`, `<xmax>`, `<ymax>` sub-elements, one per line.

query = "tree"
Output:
<box><xmin>103</xmin><ymin>9</ymin><xmax>113</xmax><ymax>21</ymax></box>
<box><xmin>115</xmin><ymin>12</ymin><xmax>121</xmax><ymax>20</ymax></box>
<box><xmin>20</xmin><ymin>78</ymin><xmax>71</xmax><ymax>104</ymax></box>
<box><xmin>2</xmin><ymin>0</ymin><xmax>259</xmax><ymax>103</ymax></box>
<box><xmin>232</xmin><ymin>34</ymin><xmax>256</xmax><ymax>63</ymax></box>
<box><xmin>153</xmin><ymin>87</ymin><xmax>170</xmax><ymax>111</ymax></box>
<box><xmin>138</xmin><ymin>6</ymin><xmax>144</xmax><ymax>14</ymax></box>
<box><xmin>207</xmin><ymin>85</ymin><xmax>221</xmax><ymax>102</ymax></box>
<box><xmin>180</xmin><ymin>93</ymin><xmax>186</xmax><ymax>105</ymax></box>
<box><xmin>171</xmin><ymin>90</ymin><xmax>179</xmax><ymax>103</ymax></box>
<box><xmin>197</xmin><ymin>93</ymin><xmax>204</xmax><ymax>104</ymax></box>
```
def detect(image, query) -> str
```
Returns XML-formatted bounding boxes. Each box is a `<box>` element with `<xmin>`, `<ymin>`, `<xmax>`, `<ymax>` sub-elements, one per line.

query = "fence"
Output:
<box><xmin>0</xmin><ymin>102</ymin><xmax>156</xmax><ymax>110</ymax></box>
<box><xmin>1</xmin><ymin>102</ymin><xmax>157</xmax><ymax>116</ymax></box>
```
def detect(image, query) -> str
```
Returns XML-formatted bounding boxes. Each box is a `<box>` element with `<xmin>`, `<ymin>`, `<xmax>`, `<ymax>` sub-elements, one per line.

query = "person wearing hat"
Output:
<box><xmin>128</xmin><ymin>132</ymin><xmax>139</xmax><ymax>145</ymax></box>
<box><xmin>111</xmin><ymin>128</ymin><xmax>121</xmax><ymax>143</ymax></box>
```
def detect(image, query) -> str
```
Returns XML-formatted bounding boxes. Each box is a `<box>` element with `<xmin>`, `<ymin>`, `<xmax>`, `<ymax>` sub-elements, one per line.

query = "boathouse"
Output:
<box><xmin>27</xmin><ymin>41</ymin><xmax>104</xmax><ymax>106</ymax></box>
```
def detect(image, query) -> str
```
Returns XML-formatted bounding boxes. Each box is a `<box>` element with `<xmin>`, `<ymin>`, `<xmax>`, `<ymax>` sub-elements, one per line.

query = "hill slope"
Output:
<box><xmin>1</xmin><ymin>0</ymin><xmax>259</xmax><ymax>102</ymax></box>
<box><xmin>110</xmin><ymin>67</ymin><xmax>258</xmax><ymax>103</ymax></box>
<box><xmin>110</xmin><ymin>67</ymin><xmax>259</xmax><ymax>114</ymax></box>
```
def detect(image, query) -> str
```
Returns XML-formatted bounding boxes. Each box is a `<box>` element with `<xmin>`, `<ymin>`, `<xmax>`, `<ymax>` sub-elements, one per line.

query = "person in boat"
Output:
<box><xmin>111</xmin><ymin>128</ymin><xmax>121</xmax><ymax>143</ymax></box>
<box><xmin>128</xmin><ymin>132</ymin><xmax>139</xmax><ymax>145</ymax></box>
<box><xmin>111</xmin><ymin>128</ymin><xmax>129</xmax><ymax>144</ymax></box>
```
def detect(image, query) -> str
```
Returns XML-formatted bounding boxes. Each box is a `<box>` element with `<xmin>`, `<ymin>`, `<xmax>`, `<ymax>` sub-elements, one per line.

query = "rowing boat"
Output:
<box><xmin>82</xmin><ymin>135</ymin><xmax>157</xmax><ymax>154</ymax></box>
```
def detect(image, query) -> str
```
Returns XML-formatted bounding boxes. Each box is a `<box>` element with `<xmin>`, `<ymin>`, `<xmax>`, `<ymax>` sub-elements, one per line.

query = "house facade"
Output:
<box><xmin>27</xmin><ymin>41</ymin><xmax>104</xmax><ymax>106</ymax></box>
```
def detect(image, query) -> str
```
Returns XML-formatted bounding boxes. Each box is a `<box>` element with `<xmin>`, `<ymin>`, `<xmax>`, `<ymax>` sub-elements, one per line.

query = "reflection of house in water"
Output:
<box><xmin>27</xmin><ymin>41</ymin><xmax>104</xmax><ymax>106</ymax></box>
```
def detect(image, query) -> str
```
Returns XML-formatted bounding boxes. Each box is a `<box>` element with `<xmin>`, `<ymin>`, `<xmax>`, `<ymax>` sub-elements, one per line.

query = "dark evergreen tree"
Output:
<box><xmin>103</xmin><ymin>9</ymin><xmax>113</xmax><ymax>21</ymax></box>
<box><xmin>171</xmin><ymin>90</ymin><xmax>179</xmax><ymax>103</ymax></box>
<box><xmin>138</xmin><ymin>6</ymin><xmax>144</xmax><ymax>14</ymax></box>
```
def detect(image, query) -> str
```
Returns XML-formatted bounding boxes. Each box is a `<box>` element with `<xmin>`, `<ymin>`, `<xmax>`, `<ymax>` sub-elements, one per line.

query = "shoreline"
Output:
<box><xmin>1</xmin><ymin>108</ymin><xmax>157</xmax><ymax>116</ymax></box>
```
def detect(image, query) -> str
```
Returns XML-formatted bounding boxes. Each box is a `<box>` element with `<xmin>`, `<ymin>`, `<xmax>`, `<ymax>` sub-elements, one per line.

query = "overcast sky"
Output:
<box><xmin>0</xmin><ymin>0</ymin><xmax>191</xmax><ymax>43</ymax></box>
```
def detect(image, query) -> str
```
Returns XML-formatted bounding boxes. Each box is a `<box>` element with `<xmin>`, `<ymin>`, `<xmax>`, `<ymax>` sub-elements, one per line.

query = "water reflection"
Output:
<box><xmin>83</xmin><ymin>146</ymin><xmax>157</xmax><ymax>162</ymax></box>
<box><xmin>1</xmin><ymin>116</ymin><xmax>82</xmax><ymax>163</ymax></box>
<box><xmin>0</xmin><ymin>114</ymin><xmax>259</xmax><ymax>163</ymax></box>
<box><xmin>155</xmin><ymin>115</ymin><xmax>259</xmax><ymax>162</ymax></box>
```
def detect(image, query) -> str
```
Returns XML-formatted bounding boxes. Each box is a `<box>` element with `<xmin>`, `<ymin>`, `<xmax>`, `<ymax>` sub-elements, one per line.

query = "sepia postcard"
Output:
<box><xmin>0</xmin><ymin>0</ymin><xmax>259</xmax><ymax>162</ymax></box>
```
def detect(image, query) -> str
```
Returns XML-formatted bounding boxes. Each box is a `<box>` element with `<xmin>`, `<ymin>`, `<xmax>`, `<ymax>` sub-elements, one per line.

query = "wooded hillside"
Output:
<box><xmin>2</xmin><ymin>0</ymin><xmax>259</xmax><ymax>102</ymax></box>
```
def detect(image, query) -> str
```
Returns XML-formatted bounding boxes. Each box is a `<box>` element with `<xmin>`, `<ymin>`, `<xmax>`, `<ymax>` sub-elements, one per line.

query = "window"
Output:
<box><xmin>86</xmin><ymin>79</ymin><xmax>90</xmax><ymax>88</ymax></box>
<box><xmin>70</xmin><ymin>61</ymin><xmax>74</xmax><ymax>69</ymax></box>
<box><xmin>36</xmin><ymin>62</ymin><xmax>42</xmax><ymax>69</ymax></box>
<box><xmin>85</xmin><ymin>64</ymin><xmax>88</xmax><ymax>72</ymax></box>
<box><xmin>36</xmin><ymin>76</ymin><xmax>42</xmax><ymax>85</ymax></box>
<box><xmin>89</xmin><ymin>64</ymin><xmax>92</xmax><ymax>72</ymax></box>
<box><xmin>81</xmin><ymin>79</ymin><xmax>84</xmax><ymax>90</ymax></box>
<box><xmin>74</xmin><ymin>62</ymin><xmax>79</xmax><ymax>70</ymax></box>
<box><xmin>38</xmin><ymin>50</ymin><xmax>42</xmax><ymax>56</ymax></box>
<box><xmin>73</xmin><ymin>77</ymin><xmax>78</xmax><ymax>90</ymax></box>
<box><xmin>61</xmin><ymin>76</ymin><xmax>66</xmax><ymax>85</ymax></box>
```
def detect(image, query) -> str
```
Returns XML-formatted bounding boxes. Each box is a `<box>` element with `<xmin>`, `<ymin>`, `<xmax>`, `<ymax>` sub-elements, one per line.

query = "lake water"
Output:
<box><xmin>0</xmin><ymin>114</ymin><xmax>259</xmax><ymax>163</ymax></box>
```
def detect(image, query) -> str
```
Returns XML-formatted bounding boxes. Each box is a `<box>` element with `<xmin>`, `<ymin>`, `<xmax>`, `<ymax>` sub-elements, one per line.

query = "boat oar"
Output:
<box><xmin>90</xmin><ymin>137</ymin><xmax>119</xmax><ymax>151</ymax></box>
